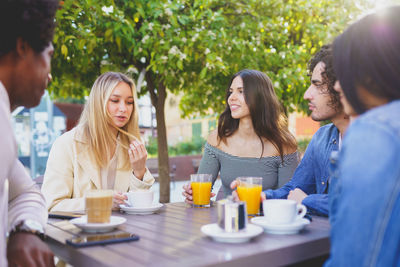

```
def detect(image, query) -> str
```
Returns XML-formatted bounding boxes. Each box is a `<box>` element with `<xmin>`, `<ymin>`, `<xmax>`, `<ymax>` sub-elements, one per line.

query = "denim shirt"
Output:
<box><xmin>325</xmin><ymin>100</ymin><xmax>400</xmax><ymax>267</ymax></box>
<box><xmin>264</xmin><ymin>123</ymin><xmax>339</xmax><ymax>216</ymax></box>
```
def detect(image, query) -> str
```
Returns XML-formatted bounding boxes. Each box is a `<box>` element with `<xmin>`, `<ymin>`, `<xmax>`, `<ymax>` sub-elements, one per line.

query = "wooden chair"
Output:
<box><xmin>191</xmin><ymin>158</ymin><xmax>201</xmax><ymax>174</ymax></box>
<box><xmin>146</xmin><ymin>160</ymin><xmax>177</xmax><ymax>188</ymax></box>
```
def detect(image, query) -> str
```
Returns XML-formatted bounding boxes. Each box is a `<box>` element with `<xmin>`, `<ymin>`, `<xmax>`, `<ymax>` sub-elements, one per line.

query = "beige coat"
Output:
<box><xmin>42</xmin><ymin>127</ymin><xmax>154</xmax><ymax>212</ymax></box>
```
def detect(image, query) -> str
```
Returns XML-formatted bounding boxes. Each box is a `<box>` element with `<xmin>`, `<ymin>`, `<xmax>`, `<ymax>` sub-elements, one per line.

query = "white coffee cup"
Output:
<box><xmin>262</xmin><ymin>199</ymin><xmax>307</xmax><ymax>224</ymax></box>
<box><xmin>125</xmin><ymin>190</ymin><xmax>154</xmax><ymax>208</ymax></box>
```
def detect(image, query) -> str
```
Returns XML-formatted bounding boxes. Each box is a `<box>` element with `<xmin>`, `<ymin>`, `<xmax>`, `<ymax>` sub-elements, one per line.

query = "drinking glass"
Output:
<box><xmin>191</xmin><ymin>174</ymin><xmax>212</xmax><ymax>208</ymax></box>
<box><xmin>85</xmin><ymin>190</ymin><xmax>113</xmax><ymax>223</ymax></box>
<box><xmin>236</xmin><ymin>177</ymin><xmax>262</xmax><ymax>215</ymax></box>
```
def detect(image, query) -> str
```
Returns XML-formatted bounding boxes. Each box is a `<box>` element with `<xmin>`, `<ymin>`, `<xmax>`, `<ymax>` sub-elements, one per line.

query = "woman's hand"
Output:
<box><xmin>128</xmin><ymin>140</ymin><xmax>147</xmax><ymax>180</ymax></box>
<box><xmin>112</xmin><ymin>192</ymin><xmax>127</xmax><ymax>210</ymax></box>
<box><xmin>182</xmin><ymin>183</ymin><xmax>193</xmax><ymax>204</ymax></box>
<box><xmin>182</xmin><ymin>183</ymin><xmax>215</xmax><ymax>204</ymax></box>
<box><xmin>230</xmin><ymin>180</ymin><xmax>266</xmax><ymax>202</ymax></box>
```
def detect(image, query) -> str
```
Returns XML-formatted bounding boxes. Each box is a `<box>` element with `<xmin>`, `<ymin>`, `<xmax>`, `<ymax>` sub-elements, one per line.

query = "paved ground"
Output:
<box><xmin>153</xmin><ymin>179</ymin><xmax>222</xmax><ymax>203</ymax></box>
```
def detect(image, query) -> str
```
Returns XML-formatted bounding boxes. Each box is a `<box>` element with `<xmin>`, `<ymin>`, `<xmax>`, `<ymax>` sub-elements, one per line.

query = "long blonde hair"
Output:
<box><xmin>77</xmin><ymin>72</ymin><xmax>140</xmax><ymax>170</ymax></box>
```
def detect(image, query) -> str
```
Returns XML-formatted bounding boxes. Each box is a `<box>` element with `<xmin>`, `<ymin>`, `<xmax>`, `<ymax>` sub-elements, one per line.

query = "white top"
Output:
<box><xmin>100</xmin><ymin>143</ymin><xmax>118</xmax><ymax>189</ymax></box>
<box><xmin>41</xmin><ymin>126</ymin><xmax>155</xmax><ymax>212</ymax></box>
<box><xmin>0</xmin><ymin>82</ymin><xmax>47</xmax><ymax>266</ymax></box>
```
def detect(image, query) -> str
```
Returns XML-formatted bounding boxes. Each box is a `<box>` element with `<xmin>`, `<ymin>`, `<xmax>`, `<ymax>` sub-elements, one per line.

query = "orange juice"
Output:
<box><xmin>191</xmin><ymin>182</ymin><xmax>212</xmax><ymax>206</ymax></box>
<box><xmin>237</xmin><ymin>185</ymin><xmax>262</xmax><ymax>215</ymax></box>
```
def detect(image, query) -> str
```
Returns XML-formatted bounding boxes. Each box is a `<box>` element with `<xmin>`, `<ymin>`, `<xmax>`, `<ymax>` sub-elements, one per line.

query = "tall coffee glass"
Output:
<box><xmin>85</xmin><ymin>190</ymin><xmax>113</xmax><ymax>223</ymax></box>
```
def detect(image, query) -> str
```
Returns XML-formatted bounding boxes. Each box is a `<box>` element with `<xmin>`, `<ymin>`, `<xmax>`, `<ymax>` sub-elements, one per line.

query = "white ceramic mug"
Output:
<box><xmin>125</xmin><ymin>190</ymin><xmax>154</xmax><ymax>208</ymax></box>
<box><xmin>262</xmin><ymin>199</ymin><xmax>307</xmax><ymax>224</ymax></box>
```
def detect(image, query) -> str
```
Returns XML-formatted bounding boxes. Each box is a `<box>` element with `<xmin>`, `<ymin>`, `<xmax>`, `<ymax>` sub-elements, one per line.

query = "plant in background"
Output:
<box><xmin>297</xmin><ymin>137</ymin><xmax>311</xmax><ymax>158</ymax></box>
<box><xmin>173</xmin><ymin>136</ymin><xmax>205</xmax><ymax>156</ymax></box>
<box><xmin>147</xmin><ymin>136</ymin><xmax>205</xmax><ymax>157</ymax></box>
<box><xmin>146</xmin><ymin>136</ymin><xmax>159</xmax><ymax>157</ymax></box>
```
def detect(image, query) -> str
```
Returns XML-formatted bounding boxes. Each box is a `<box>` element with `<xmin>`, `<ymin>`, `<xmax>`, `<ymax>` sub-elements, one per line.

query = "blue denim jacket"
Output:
<box><xmin>264</xmin><ymin>123</ymin><xmax>339</xmax><ymax>216</ymax></box>
<box><xmin>325</xmin><ymin>100</ymin><xmax>400</xmax><ymax>267</ymax></box>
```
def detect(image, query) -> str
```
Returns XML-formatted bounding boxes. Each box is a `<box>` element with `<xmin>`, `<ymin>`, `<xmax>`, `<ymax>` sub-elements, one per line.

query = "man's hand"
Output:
<box><xmin>287</xmin><ymin>188</ymin><xmax>308</xmax><ymax>204</ymax></box>
<box><xmin>7</xmin><ymin>232</ymin><xmax>55</xmax><ymax>267</ymax></box>
<box><xmin>230</xmin><ymin>180</ymin><xmax>266</xmax><ymax>202</ymax></box>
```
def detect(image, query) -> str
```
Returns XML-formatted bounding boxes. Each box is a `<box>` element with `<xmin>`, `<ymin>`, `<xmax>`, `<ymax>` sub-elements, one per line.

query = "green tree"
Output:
<box><xmin>178</xmin><ymin>0</ymin><xmax>369</xmax><ymax>116</ymax></box>
<box><xmin>50</xmin><ymin>0</ymin><xmax>369</xmax><ymax>202</ymax></box>
<box><xmin>52</xmin><ymin>0</ymin><xmax>233</xmax><ymax>202</ymax></box>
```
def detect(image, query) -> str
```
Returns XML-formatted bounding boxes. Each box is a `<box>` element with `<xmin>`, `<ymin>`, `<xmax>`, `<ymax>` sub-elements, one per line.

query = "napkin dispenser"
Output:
<box><xmin>217</xmin><ymin>196</ymin><xmax>247</xmax><ymax>232</ymax></box>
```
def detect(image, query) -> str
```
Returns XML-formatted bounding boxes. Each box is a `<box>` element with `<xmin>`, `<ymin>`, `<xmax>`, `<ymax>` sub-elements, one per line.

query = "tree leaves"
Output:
<box><xmin>50</xmin><ymin>0</ymin><xmax>368</xmax><ymax>116</ymax></box>
<box><xmin>61</xmin><ymin>44</ymin><xmax>68</xmax><ymax>58</ymax></box>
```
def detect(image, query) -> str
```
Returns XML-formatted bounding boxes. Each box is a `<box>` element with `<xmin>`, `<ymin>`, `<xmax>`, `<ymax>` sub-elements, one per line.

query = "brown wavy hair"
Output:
<box><xmin>217</xmin><ymin>69</ymin><xmax>297</xmax><ymax>160</ymax></box>
<box><xmin>307</xmin><ymin>44</ymin><xmax>341</xmax><ymax>112</ymax></box>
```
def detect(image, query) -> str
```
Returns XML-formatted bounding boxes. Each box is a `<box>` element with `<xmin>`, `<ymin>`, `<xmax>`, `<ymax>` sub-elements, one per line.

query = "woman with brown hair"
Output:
<box><xmin>183</xmin><ymin>69</ymin><xmax>299</xmax><ymax>202</ymax></box>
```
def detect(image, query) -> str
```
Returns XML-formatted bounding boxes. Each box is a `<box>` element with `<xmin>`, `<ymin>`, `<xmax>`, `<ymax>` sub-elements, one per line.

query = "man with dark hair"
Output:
<box><xmin>262</xmin><ymin>45</ymin><xmax>350</xmax><ymax>216</ymax></box>
<box><xmin>326</xmin><ymin>6</ymin><xmax>400</xmax><ymax>265</ymax></box>
<box><xmin>0</xmin><ymin>0</ymin><xmax>58</xmax><ymax>266</ymax></box>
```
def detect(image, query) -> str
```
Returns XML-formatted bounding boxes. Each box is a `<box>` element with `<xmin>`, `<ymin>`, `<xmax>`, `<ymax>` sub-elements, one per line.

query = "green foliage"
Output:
<box><xmin>50</xmin><ymin>0</ymin><xmax>369</xmax><ymax>115</ymax></box>
<box><xmin>146</xmin><ymin>136</ymin><xmax>159</xmax><ymax>156</ymax></box>
<box><xmin>178</xmin><ymin>0</ymin><xmax>369</xmax><ymax>116</ymax></box>
<box><xmin>147</xmin><ymin>137</ymin><xmax>205</xmax><ymax>157</ymax></box>
<box><xmin>319</xmin><ymin>120</ymin><xmax>331</xmax><ymax>126</ymax></box>
<box><xmin>55</xmin><ymin>96</ymin><xmax>86</xmax><ymax>104</ymax></box>
<box><xmin>297</xmin><ymin>137</ymin><xmax>311</xmax><ymax>154</ymax></box>
<box><xmin>171</xmin><ymin>136</ymin><xmax>205</xmax><ymax>156</ymax></box>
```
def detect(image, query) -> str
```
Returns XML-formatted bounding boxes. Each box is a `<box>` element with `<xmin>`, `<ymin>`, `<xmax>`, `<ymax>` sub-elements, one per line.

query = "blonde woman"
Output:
<box><xmin>42</xmin><ymin>72</ymin><xmax>154</xmax><ymax>212</ymax></box>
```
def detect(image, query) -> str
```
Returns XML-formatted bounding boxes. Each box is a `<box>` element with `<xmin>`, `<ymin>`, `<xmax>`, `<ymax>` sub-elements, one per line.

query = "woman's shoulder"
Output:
<box><xmin>55</xmin><ymin>128</ymin><xmax>76</xmax><ymax>143</ymax></box>
<box><xmin>51</xmin><ymin>128</ymin><xmax>80</xmax><ymax>151</ymax></box>
<box><xmin>260</xmin><ymin>137</ymin><xmax>296</xmax><ymax>156</ymax></box>
<box><xmin>282</xmin><ymin>143</ymin><xmax>297</xmax><ymax>155</ymax></box>
<box><xmin>47</xmin><ymin>129</ymin><xmax>77</xmax><ymax>161</ymax></box>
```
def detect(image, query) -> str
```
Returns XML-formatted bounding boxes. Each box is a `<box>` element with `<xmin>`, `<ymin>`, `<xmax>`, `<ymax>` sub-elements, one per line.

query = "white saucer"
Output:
<box><xmin>251</xmin><ymin>217</ymin><xmax>310</xmax><ymax>235</ymax></box>
<box><xmin>201</xmin><ymin>223</ymin><xmax>263</xmax><ymax>243</ymax></box>
<box><xmin>120</xmin><ymin>203</ymin><xmax>163</xmax><ymax>215</ymax></box>
<box><xmin>70</xmin><ymin>216</ymin><xmax>126</xmax><ymax>233</ymax></box>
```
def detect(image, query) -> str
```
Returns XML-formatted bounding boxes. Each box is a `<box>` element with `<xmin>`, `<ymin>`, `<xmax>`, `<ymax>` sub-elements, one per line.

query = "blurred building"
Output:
<box><xmin>12</xmin><ymin>91</ymin><xmax>66</xmax><ymax>178</ymax></box>
<box><xmin>288</xmin><ymin>112</ymin><xmax>320</xmax><ymax>139</ymax></box>
<box><xmin>164</xmin><ymin>94</ymin><xmax>216</xmax><ymax>146</ymax></box>
<box><xmin>12</xmin><ymin>92</ymin><xmax>157</xmax><ymax>178</ymax></box>
<box><xmin>12</xmin><ymin>89</ymin><xmax>319</xmax><ymax>179</ymax></box>
<box><xmin>164</xmin><ymin>93</ymin><xmax>319</xmax><ymax>145</ymax></box>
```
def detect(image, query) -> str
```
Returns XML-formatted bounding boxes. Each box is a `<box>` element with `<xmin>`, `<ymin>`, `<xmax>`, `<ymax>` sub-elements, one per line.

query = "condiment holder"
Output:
<box><xmin>217</xmin><ymin>196</ymin><xmax>247</xmax><ymax>233</ymax></box>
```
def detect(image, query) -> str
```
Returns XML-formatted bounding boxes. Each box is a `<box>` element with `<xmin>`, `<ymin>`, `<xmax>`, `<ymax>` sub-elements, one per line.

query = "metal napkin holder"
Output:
<box><xmin>217</xmin><ymin>196</ymin><xmax>247</xmax><ymax>232</ymax></box>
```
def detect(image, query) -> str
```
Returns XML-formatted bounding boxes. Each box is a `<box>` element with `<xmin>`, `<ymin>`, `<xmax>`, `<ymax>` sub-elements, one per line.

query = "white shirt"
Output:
<box><xmin>100</xmin><ymin>143</ymin><xmax>118</xmax><ymax>190</ymax></box>
<box><xmin>0</xmin><ymin>82</ymin><xmax>47</xmax><ymax>266</ymax></box>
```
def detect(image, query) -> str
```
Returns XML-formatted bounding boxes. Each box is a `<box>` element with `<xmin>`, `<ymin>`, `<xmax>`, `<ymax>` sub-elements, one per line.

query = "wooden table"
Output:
<box><xmin>45</xmin><ymin>202</ymin><xmax>331</xmax><ymax>267</ymax></box>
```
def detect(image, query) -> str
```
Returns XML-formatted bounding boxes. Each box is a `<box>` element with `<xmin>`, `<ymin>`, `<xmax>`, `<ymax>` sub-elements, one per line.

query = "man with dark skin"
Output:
<box><xmin>0</xmin><ymin>0</ymin><xmax>58</xmax><ymax>266</ymax></box>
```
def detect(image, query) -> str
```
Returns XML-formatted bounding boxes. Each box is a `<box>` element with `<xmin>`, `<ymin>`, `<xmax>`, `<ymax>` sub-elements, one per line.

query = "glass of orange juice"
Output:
<box><xmin>191</xmin><ymin>174</ymin><xmax>212</xmax><ymax>208</ymax></box>
<box><xmin>236</xmin><ymin>177</ymin><xmax>262</xmax><ymax>215</ymax></box>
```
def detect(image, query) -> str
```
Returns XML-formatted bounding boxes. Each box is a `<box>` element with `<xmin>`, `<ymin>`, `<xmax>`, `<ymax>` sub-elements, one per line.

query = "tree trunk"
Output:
<box><xmin>146</xmin><ymin>72</ymin><xmax>170</xmax><ymax>203</ymax></box>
